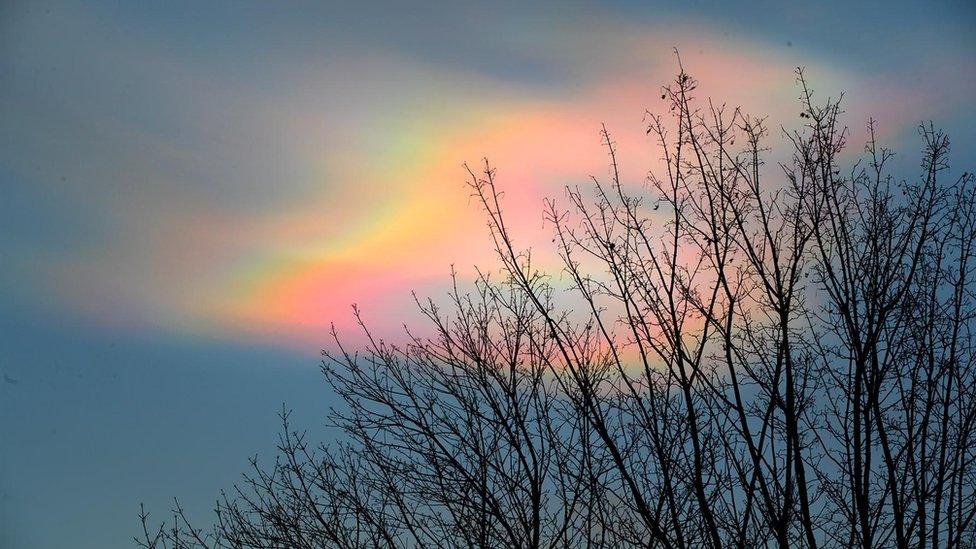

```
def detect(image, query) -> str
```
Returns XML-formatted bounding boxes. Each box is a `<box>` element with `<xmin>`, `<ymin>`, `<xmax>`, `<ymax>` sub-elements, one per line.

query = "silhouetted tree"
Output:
<box><xmin>139</xmin><ymin>61</ymin><xmax>976</xmax><ymax>549</ymax></box>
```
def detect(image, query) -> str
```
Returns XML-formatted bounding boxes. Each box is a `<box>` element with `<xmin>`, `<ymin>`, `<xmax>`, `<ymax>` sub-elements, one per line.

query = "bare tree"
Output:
<box><xmin>139</xmin><ymin>61</ymin><xmax>976</xmax><ymax>549</ymax></box>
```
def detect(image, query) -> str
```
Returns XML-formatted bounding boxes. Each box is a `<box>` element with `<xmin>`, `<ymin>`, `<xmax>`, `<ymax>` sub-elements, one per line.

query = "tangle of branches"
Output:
<box><xmin>140</xmin><ymin>64</ymin><xmax>976</xmax><ymax>549</ymax></box>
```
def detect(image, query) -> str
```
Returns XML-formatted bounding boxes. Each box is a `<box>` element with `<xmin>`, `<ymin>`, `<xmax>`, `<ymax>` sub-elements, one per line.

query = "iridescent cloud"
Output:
<box><xmin>3</xmin><ymin>8</ymin><xmax>973</xmax><ymax>353</ymax></box>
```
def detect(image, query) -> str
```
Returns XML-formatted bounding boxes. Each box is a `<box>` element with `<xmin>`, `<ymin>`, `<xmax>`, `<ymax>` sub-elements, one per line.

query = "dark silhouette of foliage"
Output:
<box><xmin>139</xmin><ymin>62</ymin><xmax>976</xmax><ymax>549</ymax></box>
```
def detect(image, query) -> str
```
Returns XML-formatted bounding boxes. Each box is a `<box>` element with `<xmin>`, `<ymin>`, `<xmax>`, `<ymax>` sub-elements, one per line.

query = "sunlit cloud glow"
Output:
<box><xmin>3</xmin><ymin>6</ymin><xmax>973</xmax><ymax>353</ymax></box>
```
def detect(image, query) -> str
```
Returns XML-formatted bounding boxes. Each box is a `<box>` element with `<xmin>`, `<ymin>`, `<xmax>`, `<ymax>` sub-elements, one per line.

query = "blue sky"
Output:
<box><xmin>1</xmin><ymin>1</ymin><xmax>974</xmax><ymax>547</ymax></box>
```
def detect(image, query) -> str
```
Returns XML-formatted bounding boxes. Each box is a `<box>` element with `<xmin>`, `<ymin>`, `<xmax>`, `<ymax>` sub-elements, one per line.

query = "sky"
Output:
<box><xmin>1</xmin><ymin>1</ymin><xmax>974</xmax><ymax>547</ymax></box>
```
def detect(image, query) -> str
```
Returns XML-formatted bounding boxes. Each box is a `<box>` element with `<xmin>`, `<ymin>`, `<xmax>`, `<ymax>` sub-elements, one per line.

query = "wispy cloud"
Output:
<box><xmin>2</xmin><ymin>1</ymin><xmax>972</xmax><ymax>352</ymax></box>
